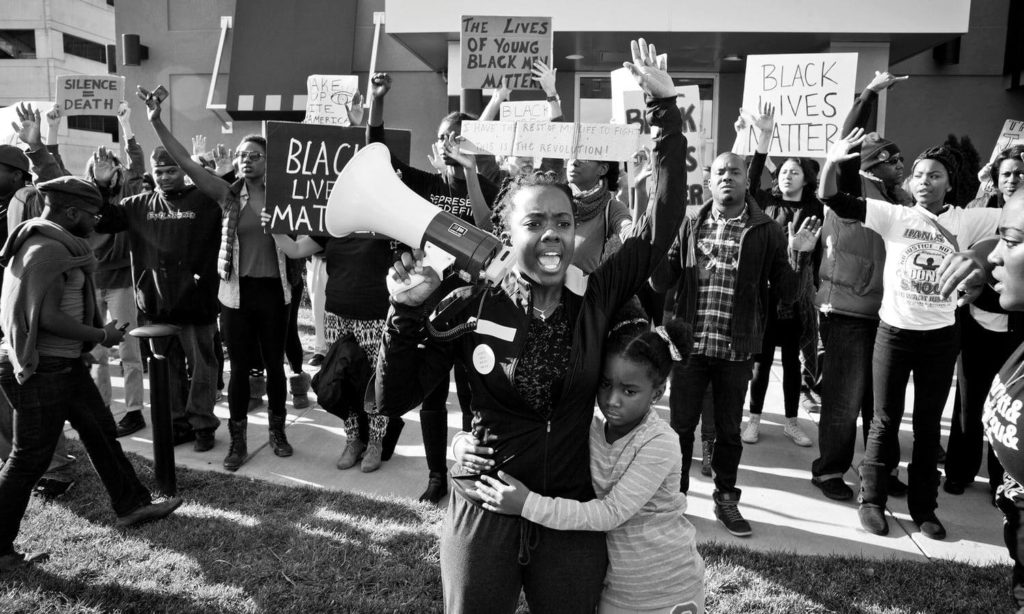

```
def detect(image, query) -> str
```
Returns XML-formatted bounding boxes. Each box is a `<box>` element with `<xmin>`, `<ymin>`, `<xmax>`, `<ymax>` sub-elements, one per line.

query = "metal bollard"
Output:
<box><xmin>130</xmin><ymin>323</ymin><xmax>182</xmax><ymax>497</ymax></box>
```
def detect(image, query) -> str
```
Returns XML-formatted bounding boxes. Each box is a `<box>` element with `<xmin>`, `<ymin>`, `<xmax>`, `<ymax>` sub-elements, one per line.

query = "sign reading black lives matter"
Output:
<box><xmin>265</xmin><ymin>122</ymin><xmax>411</xmax><ymax>236</ymax></box>
<box><xmin>460</xmin><ymin>15</ymin><xmax>552</xmax><ymax>90</ymax></box>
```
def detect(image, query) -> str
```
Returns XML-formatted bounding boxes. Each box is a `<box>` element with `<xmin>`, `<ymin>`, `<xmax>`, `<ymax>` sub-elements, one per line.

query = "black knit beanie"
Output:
<box><xmin>914</xmin><ymin>146</ymin><xmax>962</xmax><ymax>201</ymax></box>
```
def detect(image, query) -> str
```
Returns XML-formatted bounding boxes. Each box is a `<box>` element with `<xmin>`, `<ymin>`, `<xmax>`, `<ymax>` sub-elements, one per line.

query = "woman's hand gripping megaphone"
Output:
<box><xmin>389</xmin><ymin>248</ymin><xmax>443</xmax><ymax>306</ymax></box>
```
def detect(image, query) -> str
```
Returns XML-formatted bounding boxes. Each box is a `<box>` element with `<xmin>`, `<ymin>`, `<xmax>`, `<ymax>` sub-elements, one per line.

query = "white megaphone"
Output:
<box><xmin>326</xmin><ymin>143</ymin><xmax>513</xmax><ymax>294</ymax></box>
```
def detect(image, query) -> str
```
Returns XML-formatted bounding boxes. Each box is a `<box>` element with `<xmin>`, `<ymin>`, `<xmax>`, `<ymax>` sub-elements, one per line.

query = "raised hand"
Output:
<box><xmin>623</xmin><ymin>38</ymin><xmax>676</xmax><ymax>99</ymax></box>
<box><xmin>192</xmin><ymin>134</ymin><xmax>207</xmax><ymax>158</ymax></box>
<box><xmin>867</xmin><ymin>71</ymin><xmax>909</xmax><ymax>93</ymax></box>
<box><xmin>92</xmin><ymin>146</ymin><xmax>118</xmax><ymax>186</ymax></box>
<box><xmin>788</xmin><ymin>216</ymin><xmax>822</xmax><ymax>253</ymax></box>
<box><xmin>137</xmin><ymin>85</ymin><xmax>162</xmax><ymax>121</ymax></box>
<box><xmin>532</xmin><ymin>60</ymin><xmax>557</xmax><ymax>96</ymax></box>
<box><xmin>426</xmin><ymin>141</ymin><xmax>447</xmax><ymax>173</ymax></box>
<box><xmin>370</xmin><ymin>73</ymin><xmax>392</xmax><ymax>99</ymax></box>
<box><xmin>441</xmin><ymin>134</ymin><xmax>476</xmax><ymax>170</ymax></box>
<box><xmin>751</xmin><ymin>101</ymin><xmax>775</xmax><ymax>133</ymax></box>
<box><xmin>116</xmin><ymin>100</ymin><xmax>131</xmax><ymax>122</ymax></box>
<box><xmin>828</xmin><ymin>127</ymin><xmax>867</xmax><ymax>165</ymax></box>
<box><xmin>346</xmin><ymin>90</ymin><xmax>365</xmax><ymax>125</ymax></box>
<box><xmin>212</xmin><ymin>143</ymin><xmax>233</xmax><ymax>175</ymax></box>
<box><xmin>12</xmin><ymin>103</ymin><xmax>43</xmax><ymax>149</ymax></box>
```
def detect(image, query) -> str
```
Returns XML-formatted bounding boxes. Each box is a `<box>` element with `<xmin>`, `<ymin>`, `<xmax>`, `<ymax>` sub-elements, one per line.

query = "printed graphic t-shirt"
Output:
<box><xmin>985</xmin><ymin>343</ymin><xmax>1024</xmax><ymax>486</ymax></box>
<box><xmin>863</xmin><ymin>200</ymin><xmax>999</xmax><ymax>330</ymax></box>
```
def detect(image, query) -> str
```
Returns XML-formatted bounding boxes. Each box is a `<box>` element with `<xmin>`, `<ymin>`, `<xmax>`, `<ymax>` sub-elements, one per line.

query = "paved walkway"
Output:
<box><xmin>101</xmin><ymin>358</ymin><xmax>1009</xmax><ymax>567</ymax></box>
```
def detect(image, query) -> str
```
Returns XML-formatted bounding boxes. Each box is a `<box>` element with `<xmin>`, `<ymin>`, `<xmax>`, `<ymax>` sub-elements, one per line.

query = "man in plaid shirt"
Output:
<box><xmin>653</xmin><ymin>151</ymin><xmax>819</xmax><ymax>537</ymax></box>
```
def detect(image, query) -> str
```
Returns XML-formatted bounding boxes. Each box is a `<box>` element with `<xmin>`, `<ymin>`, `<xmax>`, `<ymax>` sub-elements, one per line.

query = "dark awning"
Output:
<box><xmin>226</xmin><ymin>0</ymin><xmax>358</xmax><ymax>121</ymax></box>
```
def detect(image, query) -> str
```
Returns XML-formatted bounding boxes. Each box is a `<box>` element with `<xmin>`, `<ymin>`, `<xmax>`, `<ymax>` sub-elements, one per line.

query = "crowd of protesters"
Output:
<box><xmin>2</xmin><ymin>33</ymin><xmax>1024</xmax><ymax>614</ymax></box>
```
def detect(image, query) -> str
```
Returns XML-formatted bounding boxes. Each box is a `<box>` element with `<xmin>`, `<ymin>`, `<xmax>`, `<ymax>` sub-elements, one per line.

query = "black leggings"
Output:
<box><xmin>221</xmin><ymin>277</ymin><xmax>289</xmax><ymax>421</ymax></box>
<box><xmin>420</xmin><ymin>363</ymin><xmax>473</xmax><ymax>474</ymax></box>
<box><xmin>749</xmin><ymin>312</ymin><xmax>802</xmax><ymax>418</ymax></box>
<box><xmin>285</xmin><ymin>280</ymin><xmax>304</xmax><ymax>374</ymax></box>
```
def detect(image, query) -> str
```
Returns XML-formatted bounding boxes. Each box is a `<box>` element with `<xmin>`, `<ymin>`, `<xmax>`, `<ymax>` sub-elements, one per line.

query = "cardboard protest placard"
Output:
<box><xmin>265</xmin><ymin>121</ymin><xmax>411</xmax><ymax>235</ymax></box>
<box><xmin>461</xmin><ymin>120</ymin><xmax>639</xmax><ymax>161</ymax></box>
<box><xmin>55</xmin><ymin>75</ymin><xmax>125</xmax><ymax>116</ymax></box>
<box><xmin>460</xmin><ymin>15</ymin><xmax>552</xmax><ymax>90</ymax></box>
<box><xmin>304</xmin><ymin>75</ymin><xmax>359</xmax><ymax>126</ymax></box>
<box><xmin>733</xmin><ymin>53</ymin><xmax>857</xmax><ymax>157</ymax></box>
<box><xmin>500</xmin><ymin>100</ymin><xmax>549</xmax><ymax>122</ymax></box>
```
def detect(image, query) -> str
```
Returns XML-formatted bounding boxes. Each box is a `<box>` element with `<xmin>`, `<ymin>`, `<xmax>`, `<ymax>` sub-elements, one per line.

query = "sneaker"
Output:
<box><xmin>812</xmin><ymin>477</ymin><xmax>853</xmax><ymax>501</ymax></box>
<box><xmin>193</xmin><ymin>429</ymin><xmax>215</xmax><ymax>452</ymax></box>
<box><xmin>915</xmin><ymin>515</ymin><xmax>947</xmax><ymax>540</ymax></box>
<box><xmin>336</xmin><ymin>439</ymin><xmax>367</xmax><ymax>470</ymax></box>
<box><xmin>115</xmin><ymin>496</ymin><xmax>183</xmax><ymax>528</ymax></box>
<box><xmin>887</xmin><ymin>471</ymin><xmax>908</xmax><ymax>498</ymax></box>
<box><xmin>713</xmin><ymin>491</ymin><xmax>752</xmax><ymax>537</ymax></box>
<box><xmin>361</xmin><ymin>441</ymin><xmax>383</xmax><ymax>473</ymax></box>
<box><xmin>309</xmin><ymin>353</ymin><xmax>326</xmax><ymax>368</ymax></box>
<box><xmin>701</xmin><ymin>440</ymin><xmax>714</xmax><ymax>477</ymax></box>
<box><xmin>115</xmin><ymin>411</ymin><xmax>146</xmax><ymax>438</ymax></box>
<box><xmin>800</xmin><ymin>390</ymin><xmax>821</xmax><ymax>414</ymax></box>
<box><xmin>783</xmin><ymin>419</ymin><xmax>813</xmax><ymax>447</ymax></box>
<box><xmin>741</xmin><ymin>414</ymin><xmax>761</xmax><ymax>444</ymax></box>
<box><xmin>857</xmin><ymin>504</ymin><xmax>889</xmax><ymax>535</ymax></box>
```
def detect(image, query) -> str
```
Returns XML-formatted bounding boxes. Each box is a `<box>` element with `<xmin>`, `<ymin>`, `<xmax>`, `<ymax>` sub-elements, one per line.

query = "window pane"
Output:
<box><xmin>63</xmin><ymin>33</ymin><xmax>107</xmax><ymax>63</ymax></box>
<box><xmin>0</xmin><ymin>30</ymin><xmax>37</xmax><ymax>59</ymax></box>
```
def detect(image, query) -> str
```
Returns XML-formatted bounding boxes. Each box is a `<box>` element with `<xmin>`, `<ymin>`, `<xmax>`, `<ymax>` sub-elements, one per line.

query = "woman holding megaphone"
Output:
<box><xmin>376</xmin><ymin>39</ymin><xmax>686</xmax><ymax>613</ymax></box>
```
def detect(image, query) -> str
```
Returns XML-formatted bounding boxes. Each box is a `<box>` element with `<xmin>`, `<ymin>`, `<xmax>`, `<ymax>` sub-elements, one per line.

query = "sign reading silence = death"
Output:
<box><xmin>265</xmin><ymin>122</ymin><xmax>411</xmax><ymax>235</ymax></box>
<box><xmin>461</xmin><ymin>15</ymin><xmax>552</xmax><ymax>90</ymax></box>
<box><xmin>733</xmin><ymin>53</ymin><xmax>857</xmax><ymax>158</ymax></box>
<box><xmin>56</xmin><ymin>75</ymin><xmax>125</xmax><ymax>116</ymax></box>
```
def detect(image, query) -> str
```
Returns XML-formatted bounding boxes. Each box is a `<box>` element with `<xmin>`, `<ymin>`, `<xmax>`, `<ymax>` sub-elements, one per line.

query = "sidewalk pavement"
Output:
<box><xmin>95</xmin><ymin>360</ymin><xmax>1009</xmax><ymax>567</ymax></box>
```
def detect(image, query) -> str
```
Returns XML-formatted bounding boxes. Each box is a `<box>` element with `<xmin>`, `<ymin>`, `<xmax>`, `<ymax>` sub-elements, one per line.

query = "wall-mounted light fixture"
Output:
<box><xmin>122</xmin><ymin>34</ymin><xmax>149</xmax><ymax>66</ymax></box>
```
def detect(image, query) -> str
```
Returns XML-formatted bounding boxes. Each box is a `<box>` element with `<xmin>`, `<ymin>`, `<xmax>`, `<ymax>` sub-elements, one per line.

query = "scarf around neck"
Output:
<box><xmin>572</xmin><ymin>183</ymin><xmax>611</xmax><ymax>224</ymax></box>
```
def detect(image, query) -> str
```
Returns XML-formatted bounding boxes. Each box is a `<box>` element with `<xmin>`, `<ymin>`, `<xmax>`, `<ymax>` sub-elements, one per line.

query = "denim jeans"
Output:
<box><xmin>812</xmin><ymin>313</ymin><xmax>879</xmax><ymax>480</ymax></box>
<box><xmin>165</xmin><ymin>322</ymin><xmax>221</xmax><ymax>433</ymax></box>
<box><xmin>860</xmin><ymin>323</ymin><xmax>958</xmax><ymax>521</ymax></box>
<box><xmin>0</xmin><ymin>357</ymin><xmax>151</xmax><ymax>554</ymax></box>
<box><xmin>669</xmin><ymin>355</ymin><xmax>753</xmax><ymax>495</ymax></box>
<box><xmin>91</xmin><ymin>286</ymin><xmax>145</xmax><ymax>413</ymax></box>
<box><xmin>946</xmin><ymin>310</ymin><xmax>1020</xmax><ymax>489</ymax></box>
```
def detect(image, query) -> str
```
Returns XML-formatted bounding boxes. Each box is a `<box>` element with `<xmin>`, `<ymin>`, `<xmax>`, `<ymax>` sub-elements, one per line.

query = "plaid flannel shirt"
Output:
<box><xmin>693</xmin><ymin>206</ymin><xmax>750</xmax><ymax>361</ymax></box>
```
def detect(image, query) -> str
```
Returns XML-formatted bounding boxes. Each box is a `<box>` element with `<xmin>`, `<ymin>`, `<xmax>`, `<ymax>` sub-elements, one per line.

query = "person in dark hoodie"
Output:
<box><xmin>0</xmin><ymin>177</ymin><xmax>180</xmax><ymax>572</ymax></box>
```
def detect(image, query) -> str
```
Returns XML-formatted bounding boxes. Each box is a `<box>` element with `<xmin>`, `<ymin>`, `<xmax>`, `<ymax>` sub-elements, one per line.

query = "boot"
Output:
<box><xmin>223</xmin><ymin>419</ymin><xmax>248</xmax><ymax>471</ymax></box>
<box><xmin>380</xmin><ymin>417</ymin><xmax>405</xmax><ymax>461</ymax></box>
<box><xmin>418</xmin><ymin>471</ymin><xmax>448</xmax><ymax>504</ymax></box>
<box><xmin>701</xmin><ymin>440</ymin><xmax>714</xmax><ymax>477</ymax></box>
<box><xmin>857</xmin><ymin>463</ymin><xmax>889</xmax><ymax>535</ymax></box>
<box><xmin>289</xmin><ymin>373</ymin><xmax>312</xmax><ymax>410</ymax></box>
<box><xmin>336</xmin><ymin>439</ymin><xmax>367</xmax><ymax>470</ymax></box>
<box><xmin>248</xmin><ymin>374</ymin><xmax>266</xmax><ymax>411</ymax></box>
<box><xmin>268</xmin><ymin>415</ymin><xmax>293</xmax><ymax>457</ymax></box>
<box><xmin>361</xmin><ymin>440</ymin><xmax>383</xmax><ymax>473</ymax></box>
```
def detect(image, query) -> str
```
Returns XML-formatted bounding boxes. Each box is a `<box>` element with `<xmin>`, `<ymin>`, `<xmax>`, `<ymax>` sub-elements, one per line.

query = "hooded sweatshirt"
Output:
<box><xmin>0</xmin><ymin>219</ymin><xmax>99</xmax><ymax>382</ymax></box>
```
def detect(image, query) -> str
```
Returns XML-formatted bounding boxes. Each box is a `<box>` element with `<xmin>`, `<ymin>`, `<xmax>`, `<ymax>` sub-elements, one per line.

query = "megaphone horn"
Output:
<box><xmin>326</xmin><ymin>143</ymin><xmax>512</xmax><ymax>287</ymax></box>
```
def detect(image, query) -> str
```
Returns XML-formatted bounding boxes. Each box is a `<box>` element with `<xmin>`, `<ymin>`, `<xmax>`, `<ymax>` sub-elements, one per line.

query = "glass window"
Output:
<box><xmin>68</xmin><ymin>116</ymin><xmax>119</xmax><ymax>143</ymax></box>
<box><xmin>0</xmin><ymin>30</ymin><xmax>37</xmax><ymax>59</ymax></box>
<box><xmin>63</xmin><ymin>32</ymin><xmax>107</xmax><ymax>63</ymax></box>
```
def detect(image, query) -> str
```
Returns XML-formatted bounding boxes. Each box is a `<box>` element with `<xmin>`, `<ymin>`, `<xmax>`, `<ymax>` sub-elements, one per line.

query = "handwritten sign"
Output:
<box><xmin>304</xmin><ymin>75</ymin><xmax>359</xmax><ymax>126</ymax></box>
<box><xmin>984</xmin><ymin>119</ymin><xmax>1024</xmax><ymax>162</ymax></box>
<box><xmin>460</xmin><ymin>15</ymin><xmax>552</xmax><ymax>90</ymax></box>
<box><xmin>733</xmin><ymin>53</ymin><xmax>857</xmax><ymax>157</ymax></box>
<box><xmin>266</xmin><ymin>121</ymin><xmax>410</xmax><ymax>235</ymax></box>
<box><xmin>500</xmin><ymin>100</ymin><xmax>550</xmax><ymax>122</ymax></box>
<box><xmin>461</xmin><ymin>120</ymin><xmax>639</xmax><ymax>161</ymax></box>
<box><xmin>55</xmin><ymin>75</ymin><xmax>124</xmax><ymax>116</ymax></box>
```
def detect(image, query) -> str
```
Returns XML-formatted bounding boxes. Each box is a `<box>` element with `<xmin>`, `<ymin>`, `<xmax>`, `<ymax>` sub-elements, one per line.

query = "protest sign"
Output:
<box><xmin>55</xmin><ymin>75</ymin><xmax>124</xmax><ymax>116</ymax></box>
<box><xmin>0</xmin><ymin>101</ymin><xmax>54</xmax><ymax>146</ymax></box>
<box><xmin>265</xmin><ymin>121</ymin><xmax>411</xmax><ymax>235</ymax></box>
<box><xmin>976</xmin><ymin>119</ymin><xmax>1024</xmax><ymax>196</ymax></box>
<box><xmin>500</xmin><ymin>100</ymin><xmax>549</xmax><ymax>122</ymax></box>
<box><xmin>304</xmin><ymin>75</ymin><xmax>359</xmax><ymax>126</ymax></box>
<box><xmin>460</xmin><ymin>15</ymin><xmax>552</xmax><ymax>90</ymax></box>
<box><xmin>461</xmin><ymin>120</ymin><xmax>639</xmax><ymax>161</ymax></box>
<box><xmin>733</xmin><ymin>53</ymin><xmax>857</xmax><ymax>157</ymax></box>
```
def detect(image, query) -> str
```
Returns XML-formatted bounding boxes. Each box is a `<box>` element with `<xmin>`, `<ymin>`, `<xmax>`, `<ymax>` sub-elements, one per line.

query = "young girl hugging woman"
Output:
<box><xmin>474</xmin><ymin>306</ymin><xmax>705</xmax><ymax>614</ymax></box>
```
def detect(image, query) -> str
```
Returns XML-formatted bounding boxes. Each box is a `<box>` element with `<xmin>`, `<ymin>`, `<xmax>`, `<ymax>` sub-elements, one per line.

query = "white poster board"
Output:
<box><xmin>500</xmin><ymin>100</ymin><xmax>550</xmax><ymax>122</ymax></box>
<box><xmin>461</xmin><ymin>120</ymin><xmax>639</xmax><ymax>161</ymax></box>
<box><xmin>304</xmin><ymin>75</ymin><xmax>359</xmax><ymax>126</ymax></box>
<box><xmin>55</xmin><ymin>75</ymin><xmax>124</xmax><ymax>116</ymax></box>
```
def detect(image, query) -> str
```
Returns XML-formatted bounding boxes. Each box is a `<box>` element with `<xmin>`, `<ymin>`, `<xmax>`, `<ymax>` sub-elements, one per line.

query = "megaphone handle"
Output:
<box><xmin>387</xmin><ymin>271</ymin><xmax>430</xmax><ymax>298</ymax></box>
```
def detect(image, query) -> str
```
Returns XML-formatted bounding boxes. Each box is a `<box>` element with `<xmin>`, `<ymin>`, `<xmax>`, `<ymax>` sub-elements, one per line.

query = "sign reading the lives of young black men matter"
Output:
<box><xmin>265</xmin><ymin>122</ymin><xmax>410</xmax><ymax>235</ymax></box>
<box><xmin>460</xmin><ymin>15</ymin><xmax>552</xmax><ymax>90</ymax></box>
<box><xmin>733</xmin><ymin>53</ymin><xmax>857</xmax><ymax>157</ymax></box>
<box><xmin>55</xmin><ymin>75</ymin><xmax>125</xmax><ymax>116</ymax></box>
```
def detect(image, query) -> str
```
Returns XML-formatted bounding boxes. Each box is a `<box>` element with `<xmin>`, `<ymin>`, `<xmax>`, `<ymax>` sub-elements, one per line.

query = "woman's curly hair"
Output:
<box><xmin>489</xmin><ymin>170</ymin><xmax>576</xmax><ymax>240</ymax></box>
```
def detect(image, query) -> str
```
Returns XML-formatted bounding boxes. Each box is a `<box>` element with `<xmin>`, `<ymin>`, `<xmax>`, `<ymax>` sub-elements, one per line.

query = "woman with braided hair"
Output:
<box><xmin>821</xmin><ymin>129</ymin><xmax>1002</xmax><ymax>540</ymax></box>
<box><xmin>376</xmin><ymin>39</ymin><xmax>685</xmax><ymax>613</ymax></box>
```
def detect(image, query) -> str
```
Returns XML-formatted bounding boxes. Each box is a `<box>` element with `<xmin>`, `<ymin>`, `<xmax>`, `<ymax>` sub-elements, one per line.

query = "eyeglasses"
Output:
<box><xmin>882</xmin><ymin>155</ymin><xmax>904</xmax><ymax>166</ymax></box>
<box><xmin>234</xmin><ymin>152</ymin><xmax>265</xmax><ymax>162</ymax></box>
<box><xmin>72</xmin><ymin>207</ymin><xmax>103</xmax><ymax>221</ymax></box>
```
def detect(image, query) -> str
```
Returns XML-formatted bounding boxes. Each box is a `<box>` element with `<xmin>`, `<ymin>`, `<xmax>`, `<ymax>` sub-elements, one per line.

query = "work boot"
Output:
<box><xmin>248</xmin><ymin>374</ymin><xmax>266</xmax><ymax>411</ymax></box>
<box><xmin>361</xmin><ymin>440</ymin><xmax>383</xmax><ymax>473</ymax></box>
<box><xmin>858</xmin><ymin>463</ymin><xmax>889</xmax><ymax>535</ymax></box>
<box><xmin>336</xmin><ymin>439</ymin><xmax>367</xmax><ymax>470</ymax></box>
<box><xmin>290</xmin><ymin>373</ymin><xmax>312</xmax><ymax>410</ymax></box>
<box><xmin>418</xmin><ymin>471</ymin><xmax>449</xmax><ymax>504</ymax></box>
<box><xmin>268</xmin><ymin>414</ymin><xmax>293</xmax><ymax>457</ymax></box>
<box><xmin>741</xmin><ymin>413</ymin><xmax>760</xmax><ymax>444</ymax></box>
<box><xmin>223</xmin><ymin>419</ymin><xmax>248</xmax><ymax>471</ymax></box>
<box><xmin>701</xmin><ymin>440</ymin><xmax>714</xmax><ymax>477</ymax></box>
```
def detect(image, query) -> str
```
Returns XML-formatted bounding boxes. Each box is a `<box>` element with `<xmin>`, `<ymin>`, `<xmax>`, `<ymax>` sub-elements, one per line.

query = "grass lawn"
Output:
<box><xmin>0</xmin><ymin>441</ymin><xmax>1015</xmax><ymax>614</ymax></box>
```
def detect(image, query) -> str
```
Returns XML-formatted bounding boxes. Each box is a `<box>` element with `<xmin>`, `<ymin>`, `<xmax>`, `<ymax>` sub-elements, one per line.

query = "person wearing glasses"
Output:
<box><xmin>139</xmin><ymin>89</ymin><xmax>295</xmax><ymax>472</ymax></box>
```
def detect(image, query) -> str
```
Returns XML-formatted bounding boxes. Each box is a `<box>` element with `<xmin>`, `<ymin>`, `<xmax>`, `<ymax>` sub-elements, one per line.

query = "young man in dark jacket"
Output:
<box><xmin>652</xmin><ymin>151</ymin><xmax>819</xmax><ymax>537</ymax></box>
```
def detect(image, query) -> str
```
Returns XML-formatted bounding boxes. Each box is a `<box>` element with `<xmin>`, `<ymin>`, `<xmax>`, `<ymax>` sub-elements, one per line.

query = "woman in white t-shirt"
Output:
<box><xmin>819</xmin><ymin>127</ymin><xmax>1001</xmax><ymax>540</ymax></box>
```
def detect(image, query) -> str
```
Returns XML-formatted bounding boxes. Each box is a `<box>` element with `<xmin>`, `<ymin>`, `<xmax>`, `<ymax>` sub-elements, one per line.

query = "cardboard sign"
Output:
<box><xmin>500</xmin><ymin>100</ymin><xmax>549</xmax><ymax>122</ymax></box>
<box><xmin>55</xmin><ymin>75</ymin><xmax>124</xmax><ymax>116</ymax></box>
<box><xmin>265</xmin><ymin>122</ymin><xmax>411</xmax><ymax>235</ymax></box>
<box><xmin>461</xmin><ymin>120</ymin><xmax>639</xmax><ymax>161</ymax></box>
<box><xmin>460</xmin><ymin>15</ymin><xmax>552</xmax><ymax>90</ymax></box>
<box><xmin>733</xmin><ymin>53</ymin><xmax>857</xmax><ymax>157</ymax></box>
<box><xmin>304</xmin><ymin>75</ymin><xmax>359</xmax><ymax>126</ymax></box>
<box><xmin>985</xmin><ymin>119</ymin><xmax>1024</xmax><ymax>162</ymax></box>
